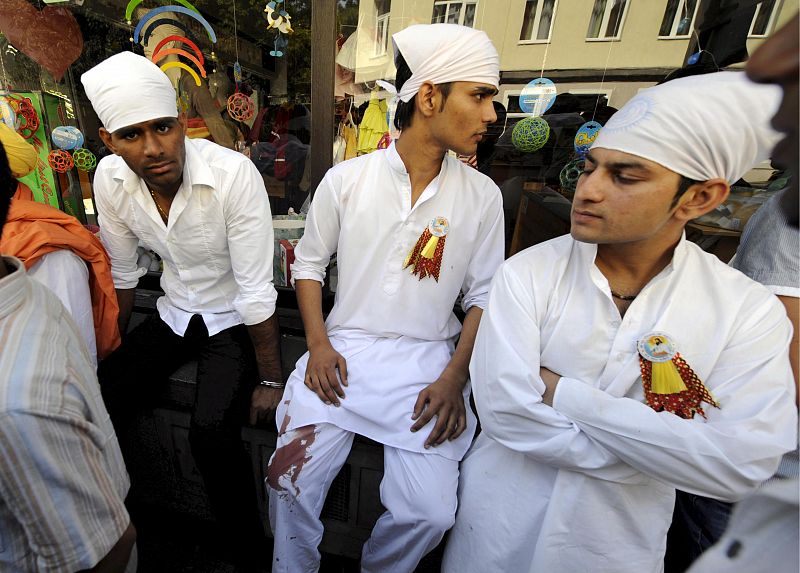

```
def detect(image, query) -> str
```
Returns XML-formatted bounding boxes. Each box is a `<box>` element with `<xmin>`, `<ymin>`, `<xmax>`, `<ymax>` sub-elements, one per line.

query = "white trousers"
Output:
<box><xmin>267</xmin><ymin>422</ymin><xmax>459</xmax><ymax>573</ymax></box>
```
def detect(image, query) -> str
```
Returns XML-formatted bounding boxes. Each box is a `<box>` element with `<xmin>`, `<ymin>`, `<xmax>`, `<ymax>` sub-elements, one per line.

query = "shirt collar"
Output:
<box><xmin>385</xmin><ymin>140</ymin><xmax>408</xmax><ymax>175</ymax></box>
<box><xmin>0</xmin><ymin>256</ymin><xmax>29</xmax><ymax>320</ymax></box>
<box><xmin>112</xmin><ymin>137</ymin><xmax>216</xmax><ymax>194</ymax></box>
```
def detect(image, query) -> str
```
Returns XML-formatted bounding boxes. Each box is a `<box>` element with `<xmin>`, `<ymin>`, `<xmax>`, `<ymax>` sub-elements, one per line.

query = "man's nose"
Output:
<box><xmin>142</xmin><ymin>133</ymin><xmax>163</xmax><ymax>157</ymax></box>
<box><xmin>575</xmin><ymin>169</ymin><xmax>603</xmax><ymax>202</ymax></box>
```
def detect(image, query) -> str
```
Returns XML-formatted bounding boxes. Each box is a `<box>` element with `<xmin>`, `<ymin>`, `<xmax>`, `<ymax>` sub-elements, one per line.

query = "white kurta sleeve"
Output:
<box><xmin>473</xmin><ymin>264</ymin><xmax>642</xmax><ymax>483</ymax></box>
<box><xmin>224</xmin><ymin>160</ymin><xmax>278</xmax><ymax>325</ymax></box>
<box><xmin>291</xmin><ymin>174</ymin><xmax>341</xmax><ymax>286</ymax></box>
<box><xmin>461</xmin><ymin>186</ymin><xmax>504</xmax><ymax>312</ymax></box>
<box><xmin>553</xmin><ymin>294</ymin><xmax>798</xmax><ymax>501</ymax></box>
<box><xmin>94</xmin><ymin>175</ymin><xmax>145</xmax><ymax>290</ymax></box>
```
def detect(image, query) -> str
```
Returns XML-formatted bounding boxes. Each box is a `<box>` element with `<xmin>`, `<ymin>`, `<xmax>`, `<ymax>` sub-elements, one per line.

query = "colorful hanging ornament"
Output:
<box><xmin>511</xmin><ymin>117</ymin><xmax>549</xmax><ymax>152</ymax></box>
<box><xmin>265</xmin><ymin>0</ymin><xmax>292</xmax><ymax>57</ymax></box>
<box><xmin>227</xmin><ymin>92</ymin><xmax>255</xmax><ymax>122</ymax></box>
<box><xmin>559</xmin><ymin>158</ymin><xmax>585</xmax><ymax>193</ymax></box>
<box><xmin>8</xmin><ymin>96</ymin><xmax>39</xmax><ymax>139</ymax></box>
<box><xmin>48</xmin><ymin>149</ymin><xmax>74</xmax><ymax>173</ymax></box>
<box><xmin>72</xmin><ymin>148</ymin><xmax>97</xmax><ymax>171</ymax></box>
<box><xmin>518</xmin><ymin>77</ymin><xmax>557</xmax><ymax>117</ymax></box>
<box><xmin>574</xmin><ymin>121</ymin><xmax>602</xmax><ymax>158</ymax></box>
<box><xmin>403</xmin><ymin>216</ymin><xmax>449</xmax><ymax>281</ymax></box>
<box><xmin>51</xmin><ymin>125</ymin><xmax>84</xmax><ymax>150</ymax></box>
<box><xmin>638</xmin><ymin>332</ymin><xmax>719</xmax><ymax>419</ymax></box>
<box><xmin>270</xmin><ymin>33</ymin><xmax>288</xmax><ymax>57</ymax></box>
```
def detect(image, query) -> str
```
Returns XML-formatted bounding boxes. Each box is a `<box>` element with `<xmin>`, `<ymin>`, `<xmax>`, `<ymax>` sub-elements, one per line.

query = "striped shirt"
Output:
<box><xmin>0</xmin><ymin>256</ymin><xmax>133</xmax><ymax>572</ymax></box>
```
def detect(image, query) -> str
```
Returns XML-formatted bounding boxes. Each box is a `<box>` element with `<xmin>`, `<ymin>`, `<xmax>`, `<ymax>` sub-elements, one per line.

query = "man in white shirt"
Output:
<box><xmin>442</xmin><ymin>71</ymin><xmax>798</xmax><ymax>573</ymax></box>
<box><xmin>0</xmin><ymin>136</ymin><xmax>137</xmax><ymax>571</ymax></box>
<box><xmin>267</xmin><ymin>24</ymin><xmax>505</xmax><ymax>573</ymax></box>
<box><xmin>81</xmin><ymin>52</ymin><xmax>282</xmax><ymax>571</ymax></box>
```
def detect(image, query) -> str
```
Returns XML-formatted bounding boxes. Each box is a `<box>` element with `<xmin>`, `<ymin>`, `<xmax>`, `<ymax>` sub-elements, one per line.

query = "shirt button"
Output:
<box><xmin>726</xmin><ymin>540</ymin><xmax>742</xmax><ymax>559</ymax></box>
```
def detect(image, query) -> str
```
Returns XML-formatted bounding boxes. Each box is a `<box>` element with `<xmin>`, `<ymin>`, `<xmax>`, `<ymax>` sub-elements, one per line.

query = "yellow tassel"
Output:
<box><xmin>420</xmin><ymin>235</ymin><xmax>439</xmax><ymax>259</ymax></box>
<box><xmin>651</xmin><ymin>360</ymin><xmax>687</xmax><ymax>394</ymax></box>
<box><xmin>403</xmin><ymin>250</ymin><xmax>413</xmax><ymax>268</ymax></box>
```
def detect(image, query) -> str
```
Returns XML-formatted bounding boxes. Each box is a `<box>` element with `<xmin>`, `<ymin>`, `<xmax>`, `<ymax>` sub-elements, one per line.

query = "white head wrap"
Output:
<box><xmin>81</xmin><ymin>51</ymin><xmax>178</xmax><ymax>134</ymax></box>
<box><xmin>592</xmin><ymin>72</ymin><xmax>782</xmax><ymax>183</ymax></box>
<box><xmin>392</xmin><ymin>24</ymin><xmax>499</xmax><ymax>103</ymax></box>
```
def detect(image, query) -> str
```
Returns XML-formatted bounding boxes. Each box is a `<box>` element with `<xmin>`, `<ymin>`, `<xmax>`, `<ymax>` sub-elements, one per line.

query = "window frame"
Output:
<box><xmin>657</xmin><ymin>0</ymin><xmax>701</xmax><ymax>40</ymax></box>
<box><xmin>518</xmin><ymin>0</ymin><xmax>559</xmax><ymax>45</ymax></box>
<box><xmin>585</xmin><ymin>0</ymin><xmax>630</xmax><ymax>42</ymax></box>
<box><xmin>748</xmin><ymin>0</ymin><xmax>782</xmax><ymax>38</ymax></box>
<box><xmin>373</xmin><ymin>0</ymin><xmax>391</xmax><ymax>57</ymax></box>
<box><xmin>431</xmin><ymin>1</ymin><xmax>479</xmax><ymax>28</ymax></box>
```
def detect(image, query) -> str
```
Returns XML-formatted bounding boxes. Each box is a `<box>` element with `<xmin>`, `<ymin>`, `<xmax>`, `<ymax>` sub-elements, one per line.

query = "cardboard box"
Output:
<box><xmin>278</xmin><ymin>238</ymin><xmax>300</xmax><ymax>287</ymax></box>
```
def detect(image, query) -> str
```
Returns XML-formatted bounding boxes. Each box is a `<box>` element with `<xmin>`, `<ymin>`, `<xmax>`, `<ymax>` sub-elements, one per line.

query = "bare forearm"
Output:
<box><xmin>295</xmin><ymin>279</ymin><xmax>330</xmax><ymax>350</ymax></box>
<box><xmin>442</xmin><ymin>307</ymin><xmax>483</xmax><ymax>389</ymax></box>
<box><xmin>115</xmin><ymin>288</ymin><xmax>135</xmax><ymax>337</ymax></box>
<box><xmin>247</xmin><ymin>313</ymin><xmax>283</xmax><ymax>382</ymax></box>
<box><xmin>82</xmin><ymin>522</ymin><xmax>136</xmax><ymax>573</ymax></box>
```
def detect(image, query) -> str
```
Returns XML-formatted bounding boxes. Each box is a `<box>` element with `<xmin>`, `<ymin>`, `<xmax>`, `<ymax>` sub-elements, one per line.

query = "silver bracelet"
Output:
<box><xmin>260</xmin><ymin>379</ymin><xmax>285</xmax><ymax>389</ymax></box>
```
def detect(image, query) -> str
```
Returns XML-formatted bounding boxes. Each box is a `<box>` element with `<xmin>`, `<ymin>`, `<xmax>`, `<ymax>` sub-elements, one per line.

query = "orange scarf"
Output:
<box><xmin>1</xmin><ymin>190</ymin><xmax>121</xmax><ymax>359</ymax></box>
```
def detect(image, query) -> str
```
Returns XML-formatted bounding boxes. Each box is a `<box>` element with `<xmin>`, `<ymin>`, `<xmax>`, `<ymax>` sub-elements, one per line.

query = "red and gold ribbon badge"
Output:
<box><xmin>638</xmin><ymin>332</ymin><xmax>719</xmax><ymax>419</ymax></box>
<box><xmin>403</xmin><ymin>216</ymin><xmax>449</xmax><ymax>281</ymax></box>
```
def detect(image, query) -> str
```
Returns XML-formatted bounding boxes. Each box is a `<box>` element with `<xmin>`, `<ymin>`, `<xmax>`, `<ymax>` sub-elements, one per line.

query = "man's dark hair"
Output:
<box><xmin>393</xmin><ymin>52</ymin><xmax>452</xmax><ymax>131</ymax></box>
<box><xmin>672</xmin><ymin>175</ymin><xmax>699</xmax><ymax>209</ymax></box>
<box><xmin>0</xmin><ymin>144</ymin><xmax>14</xmax><ymax>236</ymax></box>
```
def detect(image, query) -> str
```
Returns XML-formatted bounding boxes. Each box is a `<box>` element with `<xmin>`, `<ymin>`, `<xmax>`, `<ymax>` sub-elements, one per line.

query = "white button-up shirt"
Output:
<box><xmin>94</xmin><ymin>137</ymin><xmax>277</xmax><ymax>336</ymax></box>
<box><xmin>292</xmin><ymin>142</ymin><xmax>504</xmax><ymax>342</ymax></box>
<box><xmin>444</xmin><ymin>234</ymin><xmax>797</xmax><ymax>573</ymax></box>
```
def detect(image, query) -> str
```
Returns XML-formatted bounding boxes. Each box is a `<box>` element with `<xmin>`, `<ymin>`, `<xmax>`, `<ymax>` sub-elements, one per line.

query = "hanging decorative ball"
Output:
<box><xmin>574</xmin><ymin>121</ymin><xmax>602</xmax><ymax>158</ymax></box>
<box><xmin>559</xmin><ymin>158</ymin><xmax>585</xmax><ymax>193</ymax></box>
<box><xmin>72</xmin><ymin>148</ymin><xmax>97</xmax><ymax>171</ymax></box>
<box><xmin>48</xmin><ymin>149</ymin><xmax>74</xmax><ymax>173</ymax></box>
<box><xmin>51</xmin><ymin>125</ymin><xmax>84</xmax><ymax>150</ymax></box>
<box><xmin>9</xmin><ymin>97</ymin><xmax>39</xmax><ymax>139</ymax></box>
<box><xmin>227</xmin><ymin>92</ymin><xmax>255</xmax><ymax>122</ymax></box>
<box><xmin>511</xmin><ymin>117</ymin><xmax>550</xmax><ymax>152</ymax></box>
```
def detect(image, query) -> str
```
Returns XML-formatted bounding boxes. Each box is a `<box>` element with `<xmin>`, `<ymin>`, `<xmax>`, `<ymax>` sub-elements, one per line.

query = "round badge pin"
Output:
<box><xmin>428</xmin><ymin>216</ymin><xmax>449</xmax><ymax>237</ymax></box>
<box><xmin>638</xmin><ymin>332</ymin><xmax>676</xmax><ymax>363</ymax></box>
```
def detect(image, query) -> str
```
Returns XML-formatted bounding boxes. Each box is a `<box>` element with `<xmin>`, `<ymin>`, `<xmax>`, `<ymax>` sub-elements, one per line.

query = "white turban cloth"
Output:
<box><xmin>392</xmin><ymin>24</ymin><xmax>499</xmax><ymax>103</ymax></box>
<box><xmin>592</xmin><ymin>71</ymin><xmax>783</xmax><ymax>184</ymax></box>
<box><xmin>81</xmin><ymin>51</ymin><xmax>178</xmax><ymax>134</ymax></box>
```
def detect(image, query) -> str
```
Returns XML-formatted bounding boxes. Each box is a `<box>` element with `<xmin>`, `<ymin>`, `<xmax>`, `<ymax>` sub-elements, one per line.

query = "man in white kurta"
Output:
<box><xmin>267</xmin><ymin>24</ymin><xmax>505</xmax><ymax>573</ymax></box>
<box><xmin>443</xmin><ymin>72</ymin><xmax>798</xmax><ymax>573</ymax></box>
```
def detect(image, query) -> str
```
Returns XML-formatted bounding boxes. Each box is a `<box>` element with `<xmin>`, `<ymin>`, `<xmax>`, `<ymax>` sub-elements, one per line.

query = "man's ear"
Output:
<box><xmin>673</xmin><ymin>178</ymin><xmax>730</xmax><ymax>222</ymax></box>
<box><xmin>415</xmin><ymin>81</ymin><xmax>438</xmax><ymax>119</ymax></box>
<box><xmin>98</xmin><ymin>127</ymin><xmax>118</xmax><ymax>156</ymax></box>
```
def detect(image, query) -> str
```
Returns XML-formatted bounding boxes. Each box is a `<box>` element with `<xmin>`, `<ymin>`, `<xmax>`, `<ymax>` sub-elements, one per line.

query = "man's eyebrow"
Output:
<box><xmin>472</xmin><ymin>86</ymin><xmax>499</xmax><ymax>96</ymax></box>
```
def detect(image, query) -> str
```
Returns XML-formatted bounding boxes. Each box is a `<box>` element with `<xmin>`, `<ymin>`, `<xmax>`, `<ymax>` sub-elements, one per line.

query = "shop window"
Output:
<box><xmin>749</xmin><ymin>0</ymin><xmax>779</xmax><ymax>37</ymax></box>
<box><xmin>586</xmin><ymin>0</ymin><xmax>629</xmax><ymax>40</ymax></box>
<box><xmin>519</xmin><ymin>0</ymin><xmax>558</xmax><ymax>43</ymax></box>
<box><xmin>431</xmin><ymin>1</ymin><xmax>478</xmax><ymax>28</ymax></box>
<box><xmin>659</xmin><ymin>0</ymin><xmax>699</xmax><ymax>38</ymax></box>
<box><xmin>374</xmin><ymin>0</ymin><xmax>391</xmax><ymax>56</ymax></box>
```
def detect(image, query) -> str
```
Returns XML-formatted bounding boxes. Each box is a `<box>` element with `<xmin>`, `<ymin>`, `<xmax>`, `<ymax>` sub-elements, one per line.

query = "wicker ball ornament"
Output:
<box><xmin>559</xmin><ymin>158</ymin><xmax>585</xmax><ymax>192</ymax></box>
<box><xmin>227</xmin><ymin>92</ymin><xmax>255</xmax><ymax>122</ymax></box>
<box><xmin>72</xmin><ymin>148</ymin><xmax>97</xmax><ymax>171</ymax></box>
<box><xmin>511</xmin><ymin>117</ymin><xmax>550</xmax><ymax>152</ymax></box>
<box><xmin>48</xmin><ymin>149</ymin><xmax>74</xmax><ymax>173</ymax></box>
<box><xmin>9</xmin><ymin>97</ymin><xmax>39</xmax><ymax>139</ymax></box>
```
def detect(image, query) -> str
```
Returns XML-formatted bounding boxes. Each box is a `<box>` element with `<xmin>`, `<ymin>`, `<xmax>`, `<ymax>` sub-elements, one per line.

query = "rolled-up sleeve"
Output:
<box><xmin>461</xmin><ymin>184</ymin><xmax>505</xmax><ymax>312</ymax></box>
<box><xmin>94</xmin><ymin>174</ymin><xmax>145</xmax><ymax>290</ymax></box>
<box><xmin>225</xmin><ymin>160</ymin><xmax>278</xmax><ymax>324</ymax></box>
<box><xmin>291</xmin><ymin>174</ymin><xmax>341</xmax><ymax>286</ymax></box>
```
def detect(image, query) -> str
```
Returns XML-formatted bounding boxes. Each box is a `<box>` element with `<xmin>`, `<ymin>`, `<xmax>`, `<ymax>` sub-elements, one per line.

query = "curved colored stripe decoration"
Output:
<box><xmin>160</xmin><ymin>61</ymin><xmax>201</xmax><ymax>85</ymax></box>
<box><xmin>151</xmin><ymin>34</ymin><xmax>204</xmax><ymax>65</ymax></box>
<box><xmin>134</xmin><ymin>6</ymin><xmax>217</xmax><ymax>44</ymax></box>
<box><xmin>125</xmin><ymin>0</ymin><xmax>200</xmax><ymax>22</ymax></box>
<box><xmin>152</xmin><ymin>49</ymin><xmax>206</xmax><ymax>76</ymax></box>
<box><xmin>142</xmin><ymin>18</ymin><xmax>201</xmax><ymax>48</ymax></box>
